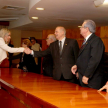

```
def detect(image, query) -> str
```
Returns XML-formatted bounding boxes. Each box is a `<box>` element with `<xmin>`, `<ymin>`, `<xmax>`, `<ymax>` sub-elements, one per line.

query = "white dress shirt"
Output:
<box><xmin>85</xmin><ymin>33</ymin><xmax>92</xmax><ymax>42</ymax></box>
<box><xmin>59</xmin><ymin>37</ymin><xmax>66</xmax><ymax>49</ymax></box>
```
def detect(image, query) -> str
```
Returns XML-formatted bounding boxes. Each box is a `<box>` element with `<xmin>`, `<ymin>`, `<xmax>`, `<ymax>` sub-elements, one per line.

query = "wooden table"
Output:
<box><xmin>0</xmin><ymin>68</ymin><xmax>108</xmax><ymax>108</ymax></box>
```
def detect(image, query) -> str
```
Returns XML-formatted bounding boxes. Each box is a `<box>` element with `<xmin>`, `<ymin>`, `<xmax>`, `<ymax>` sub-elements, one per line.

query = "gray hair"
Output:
<box><xmin>0</xmin><ymin>28</ymin><xmax>10</xmax><ymax>38</ymax></box>
<box><xmin>48</xmin><ymin>34</ymin><xmax>56</xmax><ymax>41</ymax></box>
<box><xmin>83</xmin><ymin>20</ymin><xmax>96</xmax><ymax>33</ymax></box>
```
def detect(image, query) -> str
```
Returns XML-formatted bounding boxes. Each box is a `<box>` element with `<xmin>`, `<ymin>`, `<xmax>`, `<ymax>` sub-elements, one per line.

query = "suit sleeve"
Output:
<box><xmin>84</xmin><ymin>38</ymin><xmax>105</xmax><ymax>78</ymax></box>
<box><xmin>33</xmin><ymin>46</ymin><xmax>51</xmax><ymax>57</ymax></box>
<box><xmin>73</xmin><ymin>40</ymin><xmax>79</xmax><ymax>62</ymax></box>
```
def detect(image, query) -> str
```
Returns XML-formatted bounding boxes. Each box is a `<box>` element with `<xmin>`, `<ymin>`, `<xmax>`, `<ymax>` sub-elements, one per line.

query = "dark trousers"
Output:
<box><xmin>60</xmin><ymin>74</ymin><xmax>78</xmax><ymax>84</ymax></box>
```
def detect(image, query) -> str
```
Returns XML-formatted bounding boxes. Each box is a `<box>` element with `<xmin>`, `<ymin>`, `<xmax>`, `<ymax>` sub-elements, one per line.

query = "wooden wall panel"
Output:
<box><xmin>95</xmin><ymin>27</ymin><xmax>101</xmax><ymax>37</ymax></box>
<box><xmin>66</xmin><ymin>28</ymin><xmax>81</xmax><ymax>39</ymax></box>
<box><xmin>42</xmin><ymin>30</ymin><xmax>55</xmax><ymax>51</ymax></box>
<box><xmin>102</xmin><ymin>38</ymin><xmax>108</xmax><ymax>52</ymax></box>
<box><xmin>42</xmin><ymin>28</ymin><xmax>83</xmax><ymax>49</ymax></box>
<box><xmin>100</xmin><ymin>26</ymin><xmax>108</xmax><ymax>38</ymax></box>
<box><xmin>42</xmin><ymin>26</ymin><xmax>108</xmax><ymax>52</ymax></box>
<box><xmin>100</xmin><ymin>26</ymin><xmax>108</xmax><ymax>52</ymax></box>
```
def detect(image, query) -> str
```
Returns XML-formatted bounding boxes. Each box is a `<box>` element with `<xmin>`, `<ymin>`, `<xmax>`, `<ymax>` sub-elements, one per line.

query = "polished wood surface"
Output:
<box><xmin>0</xmin><ymin>68</ymin><xmax>108</xmax><ymax>108</ymax></box>
<box><xmin>0</xmin><ymin>88</ymin><xmax>27</xmax><ymax>108</ymax></box>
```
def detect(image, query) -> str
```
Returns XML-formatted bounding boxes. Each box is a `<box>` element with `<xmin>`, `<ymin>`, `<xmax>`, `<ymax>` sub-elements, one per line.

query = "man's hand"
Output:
<box><xmin>24</xmin><ymin>48</ymin><xmax>32</xmax><ymax>54</ymax></box>
<box><xmin>98</xmin><ymin>81</ymin><xmax>108</xmax><ymax>92</ymax></box>
<box><xmin>82</xmin><ymin>76</ymin><xmax>89</xmax><ymax>84</ymax></box>
<box><xmin>16</xmin><ymin>64</ymin><xmax>19</xmax><ymax>68</ymax></box>
<box><xmin>71</xmin><ymin>65</ymin><xmax>77</xmax><ymax>74</ymax></box>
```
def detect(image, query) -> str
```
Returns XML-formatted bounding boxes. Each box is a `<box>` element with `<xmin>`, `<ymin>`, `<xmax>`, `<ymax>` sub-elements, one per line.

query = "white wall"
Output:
<box><xmin>10</xmin><ymin>29</ymin><xmax>22</xmax><ymax>47</ymax></box>
<box><xmin>21</xmin><ymin>30</ymin><xmax>42</xmax><ymax>39</ymax></box>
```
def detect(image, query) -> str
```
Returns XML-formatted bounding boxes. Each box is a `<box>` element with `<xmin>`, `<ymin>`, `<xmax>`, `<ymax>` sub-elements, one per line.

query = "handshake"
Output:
<box><xmin>24</xmin><ymin>48</ymin><xmax>32</xmax><ymax>54</ymax></box>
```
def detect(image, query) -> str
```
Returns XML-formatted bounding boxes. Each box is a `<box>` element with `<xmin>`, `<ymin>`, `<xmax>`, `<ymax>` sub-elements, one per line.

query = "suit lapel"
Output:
<box><xmin>78</xmin><ymin>41</ymin><xmax>88</xmax><ymax>56</ymax></box>
<box><xmin>78</xmin><ymin>33</ymin><xmax>95</xmax><ymax>56</ymax></box>
<box><xmin>61</xmin><ymin>38</ymin><xmax>68</xmax><ymax>56</ymax></box>
<box><xmin>55</xmin><ymin>40</ymin><xmax>60</xmax><ymax>55</ymax></box>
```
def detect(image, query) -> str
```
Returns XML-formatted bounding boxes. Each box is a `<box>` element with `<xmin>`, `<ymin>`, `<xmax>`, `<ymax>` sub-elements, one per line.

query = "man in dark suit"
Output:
<box><xmin>71</xmin><ymin>20</ymin><xmax>106</xmax><ymax>89</ymax></box>
<box><xmin>26</xmin><ymin>26</ymin><xmax>79</xmax><ymax>83</ymax></box>
<box><xmin>42</xmin><ymin>34</ymin><xmax>56</xmax><ymax>77</ymax></box>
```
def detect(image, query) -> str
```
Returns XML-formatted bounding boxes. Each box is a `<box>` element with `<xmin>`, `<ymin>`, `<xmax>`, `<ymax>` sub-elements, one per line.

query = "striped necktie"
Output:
<box><xmin>81</xmin><ymin>39</ymin><xmax>86</xmax><ymax>49</ymax></box>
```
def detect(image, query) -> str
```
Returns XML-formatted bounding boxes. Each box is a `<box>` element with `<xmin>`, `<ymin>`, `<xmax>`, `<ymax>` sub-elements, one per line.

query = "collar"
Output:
<box><xmin>85</xmin><ymin>33</ymin><xmax>92</xmax><ymax>41</ymax></box>
<box><xmin>60</xmin><ymin>37</ymin><xmax>66</xmax><ymax>43</ymax></box>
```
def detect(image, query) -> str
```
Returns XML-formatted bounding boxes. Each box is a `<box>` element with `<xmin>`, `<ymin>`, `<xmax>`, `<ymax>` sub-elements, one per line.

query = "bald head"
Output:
<box><xmin>46</xmin><ymin>34</ymin><xmax>56</xmax><ymax>46</ymax></box>
<box><xmin>55</xmin><ymin>26</ymin><xmax>66</xmax><ymax>41</ymax></box>
<box><xmin>57</xmin><ymin>26</ymin><xmax>66</xmax><ymax>35</ymax></box>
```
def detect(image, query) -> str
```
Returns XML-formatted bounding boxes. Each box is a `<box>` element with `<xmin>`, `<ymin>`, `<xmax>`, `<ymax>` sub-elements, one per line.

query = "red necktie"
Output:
<box><xmin>81</xmin><ymin>39</ymin><xmax>86</xmax><ymax>49</ymax></box>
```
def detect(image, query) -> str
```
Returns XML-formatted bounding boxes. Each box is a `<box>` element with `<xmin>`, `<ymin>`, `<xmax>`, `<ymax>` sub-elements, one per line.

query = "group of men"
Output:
<box><xmin>25</xmin><ymin>19</ymin><xmax>108</xmax><ymax>92</ymax></box>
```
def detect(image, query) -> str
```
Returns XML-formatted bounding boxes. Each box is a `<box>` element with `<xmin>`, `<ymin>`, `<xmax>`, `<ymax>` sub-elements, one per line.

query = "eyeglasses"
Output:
<box><xmin>80</xmin><ymin>26</ymin><xmax>87</xmax><ymax>29</ymax></box>
<box><xmin>80</xmin><ymin>26</ymin><xmax>84</xmax><ymax>28</ymax></box>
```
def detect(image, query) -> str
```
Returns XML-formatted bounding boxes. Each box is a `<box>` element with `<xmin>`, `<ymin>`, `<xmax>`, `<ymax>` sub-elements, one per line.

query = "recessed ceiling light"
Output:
<box><xmin>32</xmin><ymin>17</ymin><xmax>38</xmax><ymax>19</ymax></box>
<box><xmin>103</xmin><ymin>0</ymin><xmax>108</xmax><ymax>4</ymax></box>
<box><xmin>36</xmin><ymin>8</ymin><xmax>44</xmax><ymax>10</ymax></box>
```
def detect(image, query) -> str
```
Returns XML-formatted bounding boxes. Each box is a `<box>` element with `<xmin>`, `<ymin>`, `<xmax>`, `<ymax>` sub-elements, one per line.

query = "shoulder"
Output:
<box><xmin>91</xmin><ymin>34</ymin><xmax>103</xmax><ymax>42</ymax></box>
<box><xmin>89</xmin><ymin>34</ymin><xmax>104</xmax><ymax>47</ymax></box>
<box><xmin>0</xmin><ymin>38</ymin><xmax>4</xmax><ymax>42</ymax></box>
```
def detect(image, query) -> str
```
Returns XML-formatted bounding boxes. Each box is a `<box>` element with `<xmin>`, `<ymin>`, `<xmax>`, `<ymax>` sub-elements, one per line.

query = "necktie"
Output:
<box><xmin>81</xmin><ymin>39</ymin><xmax>86</xmax><ymax>49</ymax></box>
<box><xmin>82</xmin><ymin>39</ymin><xmax>86</xmax><ymax>45</ymax></box>
<box><xmin>59</xmin><ymin>41</ymin><xmax>62</xmax><ymax>55</ymax></box>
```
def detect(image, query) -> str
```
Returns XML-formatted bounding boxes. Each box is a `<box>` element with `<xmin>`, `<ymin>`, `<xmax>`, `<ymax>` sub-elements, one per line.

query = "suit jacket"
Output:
<box><xmin>42</xmin><ymin>54</ymin><xmax>53</xmax><ymax>77</ymax></box>
<box><xmin>76</xmin><ymin>33</ymin><xmax>105</xmax><ymax>89</ymax></box>
<box><xmin>34</xmin><ymin>38</ymin><xmax>79</xmax><ymax>81</ymax></box>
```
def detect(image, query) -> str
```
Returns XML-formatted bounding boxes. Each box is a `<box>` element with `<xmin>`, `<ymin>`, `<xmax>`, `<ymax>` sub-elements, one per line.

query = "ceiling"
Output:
<box><xmin>0</xmin><ymin>0</ymin><xmax>108</xmax><ymax>31</ymax></box>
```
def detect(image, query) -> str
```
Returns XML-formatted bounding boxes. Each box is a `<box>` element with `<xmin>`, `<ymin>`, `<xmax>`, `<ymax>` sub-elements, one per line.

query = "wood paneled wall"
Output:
<box><xmin>42</xmin><ymin>26</ymin><xmax>108</xmax><ymax>52</ymax></box>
